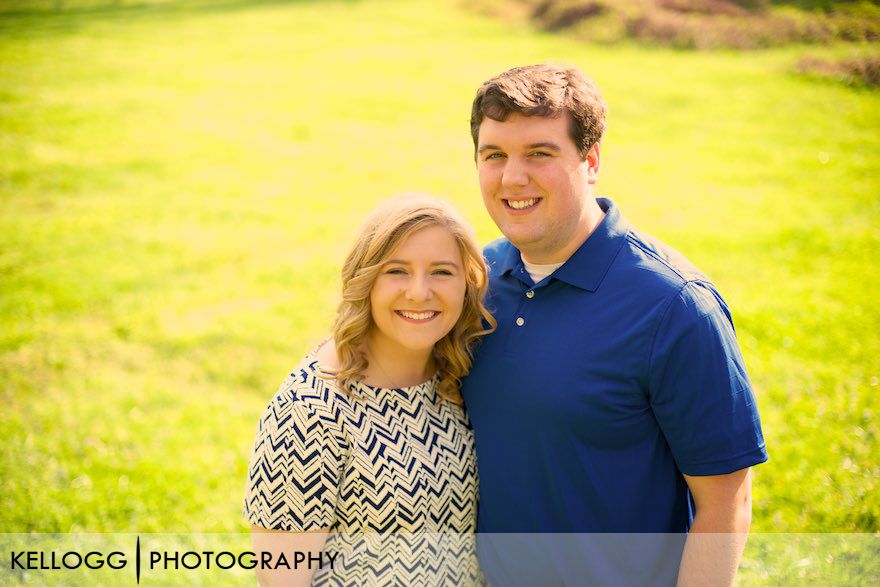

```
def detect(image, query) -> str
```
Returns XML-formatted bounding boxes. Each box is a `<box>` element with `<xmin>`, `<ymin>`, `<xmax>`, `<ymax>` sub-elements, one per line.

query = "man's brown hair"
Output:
<box><xmin>470</xmin><ymin>63</ymin><xmax>607</xmax><ymax>159</ymax></box>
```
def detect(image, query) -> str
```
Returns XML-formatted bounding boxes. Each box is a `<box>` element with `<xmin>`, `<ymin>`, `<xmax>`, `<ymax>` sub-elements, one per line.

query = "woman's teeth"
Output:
<box><xmin>398</xmin><ymin>311</ymin><xmax>438</xmax><ymax>320</ymax></box>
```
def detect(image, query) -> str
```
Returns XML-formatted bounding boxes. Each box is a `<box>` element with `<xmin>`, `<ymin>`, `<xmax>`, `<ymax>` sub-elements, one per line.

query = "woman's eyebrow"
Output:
<box><xmin>385</xmin><ymin>259</ymin><xmax>460</xmax><ymax>268</ymax></box>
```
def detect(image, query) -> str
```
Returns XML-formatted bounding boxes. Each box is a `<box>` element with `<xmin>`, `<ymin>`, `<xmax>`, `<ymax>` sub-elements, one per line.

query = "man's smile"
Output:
<box><xmin>503</xmin><ymin>197</ymin><xmax>542</xmax><ymax>212</ymax></box>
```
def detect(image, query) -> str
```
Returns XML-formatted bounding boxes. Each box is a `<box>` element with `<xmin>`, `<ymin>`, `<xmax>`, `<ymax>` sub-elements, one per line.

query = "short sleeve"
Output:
<box><xmin>243</xmin><ymin>385</ymin><xmax>343</xmax><ymax>531</ymax></box>
<box><xmin>648</xmin><ymin>281</ymin><xmax>767</xmax><ymax>476</ymax></box>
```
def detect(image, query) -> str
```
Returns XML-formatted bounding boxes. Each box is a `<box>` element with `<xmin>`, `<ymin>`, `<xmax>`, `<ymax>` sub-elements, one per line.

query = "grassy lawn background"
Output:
<box><xmin>1</xmin><ymin>0</ymin><xmax>878</xmax><ymax>537</ymax></box>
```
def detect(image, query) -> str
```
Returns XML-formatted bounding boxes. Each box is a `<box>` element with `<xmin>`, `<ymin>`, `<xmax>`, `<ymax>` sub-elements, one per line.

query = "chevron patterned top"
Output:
<box><xmin>243</xmin><ymin>348</ymin><xmax>484</xmax><ymax>585</ymax></box>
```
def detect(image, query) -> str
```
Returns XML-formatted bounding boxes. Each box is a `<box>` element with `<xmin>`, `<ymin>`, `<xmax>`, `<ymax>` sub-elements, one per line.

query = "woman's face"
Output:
<box><xmin>369</xmin><ymin>224</ymin><xmax>467</xmax><ymax>360</ymax></box>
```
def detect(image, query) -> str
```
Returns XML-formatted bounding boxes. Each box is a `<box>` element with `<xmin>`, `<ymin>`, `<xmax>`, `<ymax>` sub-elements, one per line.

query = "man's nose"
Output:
<box><xmin>405</xmin><ymin>274</ymin><xmax>432</xmax><ymax>301</ymax></box>
<box><xmin>501</xmin><ymin>157</ymin><xmax>529</xmax><ymax>188</ymax></box>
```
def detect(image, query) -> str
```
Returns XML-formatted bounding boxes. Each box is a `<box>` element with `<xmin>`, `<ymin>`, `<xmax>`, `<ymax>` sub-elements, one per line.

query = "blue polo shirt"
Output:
<box><xmin>461</xmin><ymin>198</ymin><xmax>767</xmax><ymax>585</ymax></box>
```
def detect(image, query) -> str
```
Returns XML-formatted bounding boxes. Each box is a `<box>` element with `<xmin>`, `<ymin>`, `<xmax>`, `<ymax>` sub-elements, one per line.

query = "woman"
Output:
<box><xmin>243</xmin><ymin>194</ymin><xmax>495</xmax><ymax>586</ymax></box>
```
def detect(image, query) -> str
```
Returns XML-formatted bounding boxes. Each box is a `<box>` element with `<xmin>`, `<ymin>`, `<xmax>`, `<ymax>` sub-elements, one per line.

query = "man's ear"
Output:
<box><xmin>585</xmin><ymin>143</ymin><xmax>600</xmax><ymax>185</ymax></box>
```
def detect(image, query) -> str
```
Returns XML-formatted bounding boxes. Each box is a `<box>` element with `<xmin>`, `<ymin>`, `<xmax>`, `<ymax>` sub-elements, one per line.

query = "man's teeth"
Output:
<box><xmin>399</xmin><ymin>311</ymin><xmax>437</xmax><ymax>320</ymax></box>
<box><xmin>508</xmin><ymin>198</ymin><xmax>538</xmax><ymax>210</ymax></box>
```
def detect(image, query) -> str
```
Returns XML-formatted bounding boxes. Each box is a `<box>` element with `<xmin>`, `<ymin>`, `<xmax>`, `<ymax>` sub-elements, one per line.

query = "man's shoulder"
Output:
<box><xmin>483</xmin><ymin>237</ymin><xmax>514</xmax><ymax>271</ymax></box>
<box><xmin>617</xmin><ymin>226</ymin><xmax>712</xmax><ymax>291</ymax></box>
<box><xmin>483</xmin><ymin>236</ymin><xmax>512</xmax><ymax>257</ymax></box>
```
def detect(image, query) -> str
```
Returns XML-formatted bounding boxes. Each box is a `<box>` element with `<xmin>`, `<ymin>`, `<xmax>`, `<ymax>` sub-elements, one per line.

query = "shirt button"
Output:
<box><xmin>525</xmin><ymin>290</ymin><xmax>535</xmax><ymax>299</ymax></box>
<box><xmin>515</xmin><ymin>317</ymin><xmax>525</xmax><ymax>327</ymax></box>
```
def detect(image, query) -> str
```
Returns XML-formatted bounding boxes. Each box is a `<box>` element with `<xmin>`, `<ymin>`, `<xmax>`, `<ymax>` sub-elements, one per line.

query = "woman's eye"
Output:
<box><xmin>386</xmin><ymin>268</ymin><xmax>407</xmax><ymax>275</ymax></box>
<box><xmin>433</xmin><ymin>270</ymin><xmax>453</xmax><ymax>276</ymax></box>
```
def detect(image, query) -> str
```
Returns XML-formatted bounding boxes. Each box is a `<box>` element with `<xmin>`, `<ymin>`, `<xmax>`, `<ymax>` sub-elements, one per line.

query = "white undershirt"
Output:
<box><xmin>522</xmin><ymin>258</ymin><xmax>564</xmax><ymax>284</ymax></box>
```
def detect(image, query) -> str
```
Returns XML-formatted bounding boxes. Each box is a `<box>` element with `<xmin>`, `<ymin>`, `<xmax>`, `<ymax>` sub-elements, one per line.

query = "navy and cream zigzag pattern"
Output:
<box><xmin>244</xmin><ymin>349</ymin><xmax>483</xmax><ymax>585</ymax></box>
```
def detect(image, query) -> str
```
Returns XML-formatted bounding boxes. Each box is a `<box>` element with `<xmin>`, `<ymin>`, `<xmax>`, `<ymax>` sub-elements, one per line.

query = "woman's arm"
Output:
<box><xmin>251</xmin><ymin>525</ymin><xmax>330</xmax><ymax>587</ymax></box>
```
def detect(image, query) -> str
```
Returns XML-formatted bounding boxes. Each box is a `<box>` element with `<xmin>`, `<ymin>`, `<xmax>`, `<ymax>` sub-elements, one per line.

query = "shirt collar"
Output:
<box><xmin>496</xmin><ymin>198</ymin><xmax>629</xmax><ymax>292</ymax></box>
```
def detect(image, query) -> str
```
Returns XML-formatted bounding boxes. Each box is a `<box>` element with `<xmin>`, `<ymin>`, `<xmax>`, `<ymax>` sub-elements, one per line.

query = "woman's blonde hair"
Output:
<box><xmin>331</xmin><ymin>194</ymin><xmax>495</xmax><ymax>403</ymax></box>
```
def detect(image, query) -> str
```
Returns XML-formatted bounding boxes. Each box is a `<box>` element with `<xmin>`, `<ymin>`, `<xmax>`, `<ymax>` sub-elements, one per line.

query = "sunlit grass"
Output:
<box><xmin>1</xmin><ymin>0</ymin><xmax>878</xmax><ymax>536</ymax></box>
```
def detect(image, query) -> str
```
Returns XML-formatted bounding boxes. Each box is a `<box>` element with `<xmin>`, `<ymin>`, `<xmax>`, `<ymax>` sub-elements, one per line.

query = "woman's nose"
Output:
<box><xmin>405</xmin><ymin>274</ymin><xmax>432</xmax><ymax>301</ymax></box>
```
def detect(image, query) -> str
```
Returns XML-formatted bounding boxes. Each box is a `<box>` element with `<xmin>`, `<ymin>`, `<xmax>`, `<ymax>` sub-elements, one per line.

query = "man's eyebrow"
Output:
<box><xmin>477</xmin><ymin>144</ymin><xmax>501</xmax><ymax>154</ymax></box>
<box><xmin>477</xmin><ymin>142</ymin><xmax>562</xmax><ymax>154</ymax></box>
<box><xmin>527</xmin><ymin>141</ymin><xmax>562</xmax><ymax>151</ymax></box>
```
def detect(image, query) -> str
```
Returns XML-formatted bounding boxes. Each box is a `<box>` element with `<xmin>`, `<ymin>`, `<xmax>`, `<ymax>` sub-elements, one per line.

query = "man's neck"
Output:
<box><xmin>522</xmin><ymin>258</ymin><xmax>564</xmax><ymax>283</ymax></box>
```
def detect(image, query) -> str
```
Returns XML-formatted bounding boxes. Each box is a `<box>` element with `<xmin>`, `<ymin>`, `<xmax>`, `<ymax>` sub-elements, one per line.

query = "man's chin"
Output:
<box><xmin>503</xmin><ymin>230</ymin><xmax>544</xmax><ymax>251</ymax></box>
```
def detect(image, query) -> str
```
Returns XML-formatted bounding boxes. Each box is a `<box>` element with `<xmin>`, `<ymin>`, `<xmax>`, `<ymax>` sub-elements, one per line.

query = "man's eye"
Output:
<box><xmin>484</xmin><ymin>152</ymin><xmax>504</xmax><ymax>160</ymax></box>
<box><xmin>532</xmin><ymin>151</ymin><xmax>551</xmax><ymax>157</ymax></box>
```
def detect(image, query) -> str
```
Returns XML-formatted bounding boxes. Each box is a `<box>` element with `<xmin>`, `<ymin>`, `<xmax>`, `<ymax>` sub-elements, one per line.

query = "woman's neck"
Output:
<box><xmin>362</xmin><ymin>334</ymin><xmax>435</xmax><ymax>388</ymax></box>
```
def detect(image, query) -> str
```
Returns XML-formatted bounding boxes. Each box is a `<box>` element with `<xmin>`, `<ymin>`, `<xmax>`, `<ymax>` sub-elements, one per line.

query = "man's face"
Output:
<box><xmin>476</xmin><ymin>113</ymin><xmax>599</xmax><ymax>264</ymax></box>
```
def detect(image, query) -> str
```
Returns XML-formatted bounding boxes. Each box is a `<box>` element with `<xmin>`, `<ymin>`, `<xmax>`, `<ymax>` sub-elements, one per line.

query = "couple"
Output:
<box><xmin>243</xmin><ymin>64</ymin><xmax>767</xmax><ymax>586</ymax></box>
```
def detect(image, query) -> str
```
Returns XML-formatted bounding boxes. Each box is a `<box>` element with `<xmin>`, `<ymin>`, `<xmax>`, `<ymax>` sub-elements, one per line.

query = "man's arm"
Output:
<box><xmin>677</xmin><ymin>467</ymin><xmax>752</xmax><ymax>587</ymax></box>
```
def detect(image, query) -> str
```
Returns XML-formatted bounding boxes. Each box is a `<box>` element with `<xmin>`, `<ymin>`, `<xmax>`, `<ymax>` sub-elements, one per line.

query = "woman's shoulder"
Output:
<box><xmin>313</xmin><ymin>338</ymin><xmax>340</xmax><ymax>373</ymax></box>
<box><xmin>262</xmin><ymin>343</ymin><xmax>350</xmax><ymax>424</ymax></box>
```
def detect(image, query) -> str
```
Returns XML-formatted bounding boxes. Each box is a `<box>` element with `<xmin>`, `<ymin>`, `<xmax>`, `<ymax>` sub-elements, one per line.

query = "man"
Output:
<box><xmin>460</xmin><ymin>64</ymin><xmax>768</xmax><ymax>586</ymax></box>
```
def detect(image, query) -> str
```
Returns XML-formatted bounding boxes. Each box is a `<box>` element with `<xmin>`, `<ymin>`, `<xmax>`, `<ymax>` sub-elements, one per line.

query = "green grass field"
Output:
<box><xmin>1</xmin><ymin>0</ymin><xmax>878</xmax><ymax>548</ymax></box>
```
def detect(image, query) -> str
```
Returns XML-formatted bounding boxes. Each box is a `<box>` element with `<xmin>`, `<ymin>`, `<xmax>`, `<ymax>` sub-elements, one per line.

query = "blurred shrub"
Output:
<box><xmin>488</xmin><ymin>0</ymin><xmax>880</xmax><ymax>48</ymax></box>
<box><xmin>796</xmin><ymin>54</ymin><xmax>880</xmax><ymax>86</ymax></box>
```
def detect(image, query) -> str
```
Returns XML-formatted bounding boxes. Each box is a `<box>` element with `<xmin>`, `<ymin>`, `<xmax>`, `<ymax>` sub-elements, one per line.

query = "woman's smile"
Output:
<box><xmin>395</xmin><ymin>310</ymin><xmax>441</xmax><ymax>322</ymax></box>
